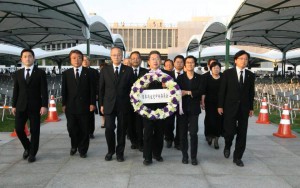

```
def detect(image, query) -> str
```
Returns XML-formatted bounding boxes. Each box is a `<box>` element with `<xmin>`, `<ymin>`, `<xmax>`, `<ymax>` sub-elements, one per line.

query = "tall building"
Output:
<box><xmin>111</xmin><ymin>18</ymin><xmax>178</xmax><ymax>60</ymax></box>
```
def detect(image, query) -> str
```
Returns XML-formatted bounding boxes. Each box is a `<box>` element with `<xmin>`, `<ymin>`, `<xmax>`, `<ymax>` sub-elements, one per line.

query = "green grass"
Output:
<box><xmin>0</xmin><ymin>102</ymin><xmax>63</xmax><ymax>132</ymax></box>
<box><xmin>254</xmin><ymin>101</ymin><xmax>300</xmax><ymax>133</ymax></box>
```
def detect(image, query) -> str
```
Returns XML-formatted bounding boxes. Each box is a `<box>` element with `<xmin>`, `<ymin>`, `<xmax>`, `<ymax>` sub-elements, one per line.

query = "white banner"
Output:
<box><xmin>140</xmin><ymin>89</ymin><xmax>170</xmax><ymax>104</ymax></box>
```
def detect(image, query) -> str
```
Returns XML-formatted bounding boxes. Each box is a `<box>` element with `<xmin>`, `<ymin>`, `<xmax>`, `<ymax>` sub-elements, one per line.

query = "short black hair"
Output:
<box><xmin>209</xmin><ymin>61</ymin><xmax>221</xmax><ymax>70</ymax></box>
<box><xmin>174</xmin><ymin>55</ymin><xmax>184</xmax><ymax>62</ymax></box>
<box><xmin>184</xmin><ymin>55</ymin><xmax>197</xmax><ymax>66</ymax></box>
<box><xmin>111</xmin><ymin>46</ymin><xmax>123</xmax><ymax>53</ymax></box>
<box><xmin>234</xmin><ymin>50</ymin><xmax>250</xmax><ymax>60</ymax></box>
<box><xmin>148</xmin><ymin>50</ymin><xmax>162</xmax><ymax>60</ymax></box>
<box><xmin>21</xmin><ymin>49</ymin><xmax>35</xmax><ymax>58</ymax></box>
<box><xmin>207</xmin><ymin>58</ymin><xmax>218</xmax><ymax>66</ymax></box>
<box><xmin>164</xmin><ymin>59</ymin><xmax>174</xmax><ymax>66</ymax></box>
<box><xmin>130</xmin><ymin>51</ymin><xmax>141</xmax><ymax>58</ymax></box>
<box><xmin>69</xmin><ymin>49</ymin><xmax>83</xmax><ymax>60</ymax></box>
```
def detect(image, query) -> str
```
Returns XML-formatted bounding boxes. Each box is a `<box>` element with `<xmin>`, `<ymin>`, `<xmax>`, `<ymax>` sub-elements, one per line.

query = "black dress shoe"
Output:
<box><xmin>138</xmin><ymin>146</ymin><xmax>144</xmax><ymax>152</ymax></box>
<box><xmin>182</xmin><ymin>157</ymin><xmax>189</xmax><ymax>164</ymax></box>
<box><xmin>105</xmin><ymin>153</ymin><xmax>113</xmax><ymax>161</ymax></box>
<box><xmin>89</xmin><ymin>134</ymin><xmax>95</xmax><ymax>139</ymax></box>
<box><xmin>223</xmin><ymin>148</ymin><xmax>230</xmax><ymax>158</ymax></box>
<box><xmin>143</xmin><ymin>159</ymin><xmax>153</xmax><ymax>166</ymax></box>
<box><xmin>153</xmin><ymin>156</ymin><xmax>164</xmax><ymax>162</ymax></box>
<box><xmin>207</xmin><ymin>137</ymin><xmax>212</xmax><ymax>146</ymax></box>
<box><xmin>80</xmin><ymin>153</ymin><xmax>87</xmax><ymax>158</ymax></box>
<box><xmin>117</xmin><ymin>155</ymin><xmax>125</xmax><ymax>162</ymax></box>
<box><xmin>233</xmin><ymin>159</ymin><xmax>244</xmax><ymax>167</ymax></box>
<box><xmin>23</xmin><ymin>150</ymin><xmax>29</xmax><ymax>159</ymax></box>
<box><xmin>28</xmin><ymin>155</ymin><xmax>36</xmax><ymax>163</ymax></box>
<box><xmin>70</xmin><ymin>148</ymin><xmax>77</xmax><ymax>156</ymax></box>
<box><xmin>131</xmin><ymin>144</ymin><xmax>138</xmax><ymax>149</ymax></box>
<box><xmin>191</xmin><ymin>158</ymin><xmax>198</xmax><ymax>165</ymax></box>
<box><xmin>166</xmin><ymin>140</ymin><xmax>172</xmax><ymax>148</ymax></box>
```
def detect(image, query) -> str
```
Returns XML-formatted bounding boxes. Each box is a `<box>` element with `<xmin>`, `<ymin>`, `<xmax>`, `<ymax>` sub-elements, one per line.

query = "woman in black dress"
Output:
<box><xmin>201</xmin><ymin>61</ymin><xmax>222</xmax><ymax>149</ymax></box>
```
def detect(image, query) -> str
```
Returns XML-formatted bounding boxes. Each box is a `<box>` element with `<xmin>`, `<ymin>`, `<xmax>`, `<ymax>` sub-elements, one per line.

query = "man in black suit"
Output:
<box><xmin>218</xmin><ymin>50</ymin><xmax>255</xmax><ymax>167</ymax></box>
<box><xmin>127</xmin><ymin>51</ymin><xmax>148</xmax><ymax>152</ymax></box>
<box><xmin>142</xmin><ymin>50</ymin><xmax>174</xmax><ymax>166</ymax></box>
<box><xmin>12</xmin><ymin>49</ymin><xmax>48</xmax><ymax>163</ymax></box>
<box><xmin>165</xmin><ymin>55</ymin><xmax>185</xmax><ymax>149</ymax></box>
<box><xmin>99</xmin><ymin>47</ymin><xmax>134</xmax><ymax>162</ymax></box>
<box><xmin>62</xmin><ymin>50</ymin><xmax>96</xmax><ymax>158</ymax></box>
<box><xmin>82</xmin><ymin>55</ymin><xmax>99</xmax><ymax>139</ymax></box>
<box><xmin>177</xmin><ymin>55</ymin><xmax>202</xmax><ymax>165</ymax></box>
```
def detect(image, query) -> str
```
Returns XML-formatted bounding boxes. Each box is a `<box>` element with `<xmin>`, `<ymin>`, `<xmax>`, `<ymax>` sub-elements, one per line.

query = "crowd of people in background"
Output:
<box><xmin>12</xmin><ymin>47</ymin><xmax>255</xmax><ymax>168</ymax></box>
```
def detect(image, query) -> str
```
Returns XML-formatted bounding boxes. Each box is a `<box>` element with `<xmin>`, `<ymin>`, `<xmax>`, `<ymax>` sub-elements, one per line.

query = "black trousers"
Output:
<box><xmin>105</xmin><ymin>111</ymin><xmax>127</xmax><ymax>156</ymax></box>
<box><xmin>15</xmin><ymin>110</ymin><xmax>40</xmax><ymax>156</ymax></box>
<box><xmin>127</xmin><ymin>110</ymin><xmax>138</xmax><ymax>145</ymax></box>
<box><xmin>178</xmin><ymin>112</ymin><xmax>199</xmax><ymax>159</ymax></box>
<box><xmin>143</xmin><ymin>118</ymin><xmax>165</xmax><ymax>160</ymax></box>
<box><xmin>164</xmin><ymin>114</ymin><xmax>175</xmax><ymax>141</ymax></box>
<box><xmin>89</xmin><ymin>111</ymin><xmax>95</xmax><ymax>135</ymax></box>
<box><xmin>223</xmin><ymin>108</ymin><xmax>249</xmax><ymax>160</ymax></box>
<box><xmin>134</xmin><ymin>113</ymin><xmax>144</xmax><ymax>147</ymax></box>
<box><xmin>68</xmin><ymin>113</ymin><xmax>90</xmax><ymax>154</ymax></box>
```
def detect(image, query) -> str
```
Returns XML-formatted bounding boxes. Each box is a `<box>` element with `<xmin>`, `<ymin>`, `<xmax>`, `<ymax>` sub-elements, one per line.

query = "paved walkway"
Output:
<box><xmin>0</xmin><ymin>113</ymin><xmax>300</xmax><ymax>188</ymax></box>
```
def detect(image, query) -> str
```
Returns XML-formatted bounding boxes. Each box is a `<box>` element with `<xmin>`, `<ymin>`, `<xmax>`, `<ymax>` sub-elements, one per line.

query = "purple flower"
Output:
<box><xmin>146</xmin><ymin>108</ymin><xmax>151</xmax><ymax>113</ymax></box>
<box><xmin>157</xmin><ymin>73</ymin><xmax>162</xmax><ymax>77</ymax></box>
<box><xmin>170</xmin><ymin>90</ymin><xmax>175</xmax><ymax>95</ymax></box>
<box><xmin>162</xmin><ymin>77</ymin><xmax>167</xmax><ymax>83</ymax></box>
<box><xmin>150</xmin><ymin>115</ymin><xmax>156</xmax><ymax>120</ymax></box>
<box><xmin>140</xmin><ymin>80</ymin><xmax>145</xmax><ymax>85</ymax></box>
<box><xmin>163</xmin><ymin>107</ymin><xmax>169</xmax><ymax>112</ymax></box>
<box><xmin>149</xmin><ymin>76</ymin><xmax>153</xmax><ymax>82</ymax></box>
<box><xmin>140</xmin><ymin>88</ymin><xmax>144</xmax><ymax>93</ymax></box>
<box><xmin>172</xmin><ymin>97</ymin><xmax>178</xmax><ymax>104</ymax></box>
<box><xmin>133</xmin><ymin>87</ymin><xmax>138</xmax><ymax>92</ymax></box>
<box><xmin>175</xmin><ymin>85</ymin><xmax>180</xmax><ymax>90</ymax></box>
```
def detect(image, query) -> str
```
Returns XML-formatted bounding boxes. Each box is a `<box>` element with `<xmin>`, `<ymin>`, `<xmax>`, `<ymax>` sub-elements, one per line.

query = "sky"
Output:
<box><xmin>81</xmin><ymin>0</ymin><xmax>241</xmax><ymax>25</ymax></box>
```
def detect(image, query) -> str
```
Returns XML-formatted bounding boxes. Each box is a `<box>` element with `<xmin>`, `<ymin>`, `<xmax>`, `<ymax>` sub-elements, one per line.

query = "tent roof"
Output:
<box><xmin>0</xmin><ymin>0</ymin><xmax>114</xmax><ymax>48</ymax></box>
<box><xmin>187</xmin><ymin>0</ymin><xmax>300</xmax><ymax>53</ymax></box>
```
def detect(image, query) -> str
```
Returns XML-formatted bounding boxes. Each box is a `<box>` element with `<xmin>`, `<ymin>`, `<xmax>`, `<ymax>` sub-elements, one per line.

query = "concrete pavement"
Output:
<box><xmin>0</xmin><ymin>113</ymin><xmax>300</xmax><ymax>188</ymax></box>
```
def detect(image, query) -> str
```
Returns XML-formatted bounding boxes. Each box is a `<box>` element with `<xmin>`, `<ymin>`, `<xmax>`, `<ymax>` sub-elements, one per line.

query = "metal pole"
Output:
<box><xmin>87</xmin><ymin>38</ymin><xmax>90</xmax><ymax>58</ymax></box>
<box><xmin>225</xmin><ymin>38</ymin><xmax>230</xmax><ymax>70</ymax></box>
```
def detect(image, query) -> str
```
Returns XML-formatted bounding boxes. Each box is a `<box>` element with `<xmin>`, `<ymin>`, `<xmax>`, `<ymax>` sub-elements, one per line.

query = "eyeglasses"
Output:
<box><xmin>237</xmin><ymin>58</ymin><xmax>248</xmax><ymax>61</ymax></box>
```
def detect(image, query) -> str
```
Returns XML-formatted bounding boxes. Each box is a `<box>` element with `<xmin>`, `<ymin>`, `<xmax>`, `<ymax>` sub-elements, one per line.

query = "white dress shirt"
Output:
<box><xmin>24</xmin><ymin>64</ymin><xmax>34</xmax><ymax>79</ymax></box>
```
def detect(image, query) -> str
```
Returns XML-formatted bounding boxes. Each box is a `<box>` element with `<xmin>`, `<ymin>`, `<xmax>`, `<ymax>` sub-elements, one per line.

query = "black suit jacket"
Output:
<box><xmin>99</xmin><ymin>64</ymin><xmax>134</xmax><ymax>114</ymax></box>
<box><xmin>62</xmin><ymin>67</ymin><xmax>96</xmax><ymax>114</ymax></box>
<box><xmin>177</xmin><ymin>72</ymin><xmax>202</xmax><ymax>115</ymax></box>
<box><xmin>89</xmin><ymin>67</ymin><xmax>100</xmax><ymax>97</ymax></box>
<box><xmin>134</xmin><ymin>67</ymin><xmax>149</xmax><ymax>81</ymax></box>
<box><xmin>12</xmin><ymin>66</ymin><xmax>48</xmax><ymax>112</ymax></box>
<box><xmin>218</xmin><ymin>68</ymin><xmax>255</xmax><ymax>118</ymax></box>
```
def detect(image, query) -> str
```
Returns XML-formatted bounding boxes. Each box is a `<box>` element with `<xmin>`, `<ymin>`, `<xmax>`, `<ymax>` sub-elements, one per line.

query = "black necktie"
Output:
<box><xmin>134</xmin><ymin>69</ymin><xmax>138</xmax><ymax>78</ymax></box>
<box><xmin>239</xmin><ymin>71</ymin><xmax>243</xmax><ymax>87</ymax></box>
<box><xmin>177</xmin><ymin>72</ymin><xmax>180</xmax><ymax>78</ymax></box>
<box><xmin>26</xmin><ymin>69</ymin><xmax>30</xmax><ymax>83</ymax></box>
<box><xmin>76</xmin><ymin>68</ymin><xmax>79</xmax><ymax>84</ymax></box>
<box><xmin>115</xmin><ymin>67</ymin><xmax>119</xmax><ymax>79</ymax></box>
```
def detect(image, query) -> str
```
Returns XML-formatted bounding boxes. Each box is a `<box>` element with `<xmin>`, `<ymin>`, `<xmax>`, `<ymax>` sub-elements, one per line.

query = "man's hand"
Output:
<box><xmin>100</xmin><ymin>106</ymin><xmax>104</xmax><ymax>114</ymax></box>
<box><xmin>40</xmin><ymin>107</ymin><xmax>48</xmax><ymax>115</ymax></box>
<box><xmin>249</xmin><ymin>110</ymin><xmax>254</xmax><ymax>117</ymax></box>
<box><xmin>12</xmin><ymin>108</ymin><xmax>16</xmax><ymax>116</ymax></box>
<box><xmin>90</xmin><ymin>105</ymin><xmax>96</xmax><ymax>112</ymax></box>
<box><xmin>217</xmin><ymin>108</ymin><xmax>223</xmax><ymax>115</ymax></box>
<box><xmin>62</xmin><ymin>106</ymin><xmax>66</xmax><ymax>113</ymax></box>
<box><xmin>201</xmin><ymin>101</ymin><xmax>205</xmax><ymax>110</ymax></box>
<box><xmin>162</xmin><ymin>83</ymin><xmax>166</xmax><ymax>88</ymax></box>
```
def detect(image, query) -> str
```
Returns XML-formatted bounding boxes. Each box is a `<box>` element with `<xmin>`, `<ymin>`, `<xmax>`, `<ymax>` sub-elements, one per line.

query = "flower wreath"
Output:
<box><xmin>130</xmin><ymin>70</ymin><xmax>182</xmax><ymax>120</ymax></box>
